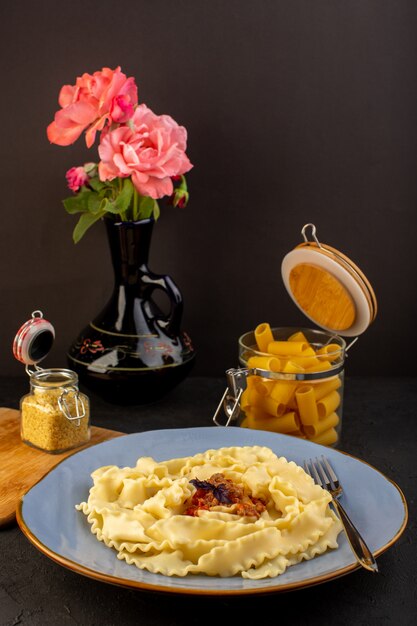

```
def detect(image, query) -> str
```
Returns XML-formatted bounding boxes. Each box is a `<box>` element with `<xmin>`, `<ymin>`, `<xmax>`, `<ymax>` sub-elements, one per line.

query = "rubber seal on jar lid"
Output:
<box><xmin>13</xmin><ymin>310</ymin><xmax>55</xmax><ymax>365</ymax></box>
<box><xmin>281</xmin><ymin>225</ymin><xmax>377</xmax><ymax>337</ymax></box>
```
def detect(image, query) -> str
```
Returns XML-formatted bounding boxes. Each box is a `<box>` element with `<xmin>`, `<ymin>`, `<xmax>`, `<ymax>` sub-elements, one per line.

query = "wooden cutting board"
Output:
<box><xmin>0</xmin><ymin>407</ymin><xmax>124</xmax><ymax>528</ymax></box>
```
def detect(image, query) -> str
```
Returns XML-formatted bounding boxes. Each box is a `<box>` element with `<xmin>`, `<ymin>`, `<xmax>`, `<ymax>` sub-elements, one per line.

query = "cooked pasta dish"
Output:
<box><xmin>76</xmin><ymin>445</ymin><xmax>342</xmax><ymax>579</ymax></box>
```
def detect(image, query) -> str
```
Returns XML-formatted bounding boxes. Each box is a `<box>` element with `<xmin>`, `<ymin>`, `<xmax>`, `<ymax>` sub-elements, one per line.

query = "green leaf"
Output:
<box><xmin>153</xmin><ymin>200</ymin><xmax>160</xmax><ymax>220</ymax></box>
<box><xmin>88</xmin><ymin>177</ymin><xmax>106</xmax><ymax>193</ymax></box>
<box><xmin>72</xmin><ymin>210</ymin><xmax>106</xmax><ymax>244</ymax></box>
<box><xmin>100</xmin><ymin>197</ymin><xmax>123</xmax><ymax>215</ymax></box>
<box><xmin>62</xmin><ymin>190</ymin><xmax>90</xmax><ymax>214</ymax></box>
<box><xmin>114</xmin><ymin>178</ymin><xmax>134</xmax><ymax>213</ymax></box>
<box><xmin>87</xmin><ymin>192</ymin><xmax>103</xmax><ymax>214</ymax></box>
<box><xmin>138</xmin><ymin>195</ymin><xmax>157</xmax><ymax>220</ymax></box>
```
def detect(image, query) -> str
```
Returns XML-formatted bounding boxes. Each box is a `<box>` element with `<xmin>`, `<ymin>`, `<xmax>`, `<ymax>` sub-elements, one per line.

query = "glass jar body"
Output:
<box><xmin>238</xmin><ymin>327</ymin><xmax>346</xmax><ymax>447</ymax></box>
<box><xmin>20</xmin><ymin>368</ymin><xmax>90</xmax><ymax>453</ymax></box>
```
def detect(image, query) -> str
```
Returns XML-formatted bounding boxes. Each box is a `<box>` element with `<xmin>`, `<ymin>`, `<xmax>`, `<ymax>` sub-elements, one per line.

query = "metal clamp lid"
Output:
<box><xmin>212</xmin><ymin>361</ymin><xmax>347</xmax><ymax>427</ymax></box>
<box><xmin>13</xmin><ymin>310</ymin><xmax>55</xmax><ymax>367</ymax></box>
<box><xmin>58</xmin><ymin>387</ymin><xmax>86</xmax><ymax>426</ymax></box>
<box><xmin>213</xmin><ymin>369</ymin><xmax>248</xmax><ymax>426</ymax></box>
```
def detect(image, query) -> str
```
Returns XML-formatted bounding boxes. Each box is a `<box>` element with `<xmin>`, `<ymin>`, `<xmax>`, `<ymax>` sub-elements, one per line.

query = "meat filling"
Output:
<box><xmin>184</xmin><ymin>472</ymin><xmax>266</xmax><ymax>518</ymax></box>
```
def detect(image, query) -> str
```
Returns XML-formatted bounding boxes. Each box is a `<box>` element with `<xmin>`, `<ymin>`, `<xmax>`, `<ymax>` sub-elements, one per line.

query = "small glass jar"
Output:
<box><xmin>237</xmin><ymin>327</ymin><xmax>345</xmax><ymax>446</ymax></box>
<box><xmin>20</xmin><ymin>368</ymin><xmax>90</xmax><ymax>454</ymax></box>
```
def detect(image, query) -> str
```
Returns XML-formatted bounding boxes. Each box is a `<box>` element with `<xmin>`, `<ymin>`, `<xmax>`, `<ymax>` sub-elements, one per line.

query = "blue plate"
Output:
<box><xmin>17</xmin><ymin>427</ymin><xmax>407</xmax><ymax>595</ymax></box>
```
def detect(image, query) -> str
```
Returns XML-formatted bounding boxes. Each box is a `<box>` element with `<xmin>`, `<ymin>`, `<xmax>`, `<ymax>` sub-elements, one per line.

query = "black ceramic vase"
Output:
<box><xmin>67</xmin><ymin>218</ymin><xmax>195</xmax><ymax>404</ymax></box>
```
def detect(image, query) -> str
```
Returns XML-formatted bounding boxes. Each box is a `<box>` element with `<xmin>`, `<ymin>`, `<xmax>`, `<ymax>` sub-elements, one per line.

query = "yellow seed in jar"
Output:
<box><xmin>21</xmin><ymin>389</ymin><xmax>90</xmax><ymax>453</ymax></box>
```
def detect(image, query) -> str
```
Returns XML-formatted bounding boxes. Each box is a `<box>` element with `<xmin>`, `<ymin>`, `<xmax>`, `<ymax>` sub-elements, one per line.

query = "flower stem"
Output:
<box><xmin>133</xmin><ymin>188</ymin><xmax>138</xmax><ymax>221</ymax></box>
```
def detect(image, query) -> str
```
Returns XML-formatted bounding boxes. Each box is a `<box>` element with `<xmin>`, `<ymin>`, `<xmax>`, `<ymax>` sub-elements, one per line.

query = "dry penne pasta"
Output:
<box><xmin>242</xmin><ymin>410</ymin><xmax>300</xmax><ymax>434</ymax></box>
<box><xmin>255</xmin><ymin>378</ymin><xmax>275</xmax><ymax>396</ymax></box>
<box><xmin>303</xmin><ymin>359</ymin><xmax>333</xmax><ymax>372</ymax></box>
<box><xmin>287</xmin><ymin>331</ymin><xmax>309</xmax><ymax>343</ymax></box>
<box><xmin>317</xmin><ymin>391</ymin><xmax>341</xmax><ymax>419</ymax></box>
<box><xmin>247</xmin><ymin>388</ymin><xmax>286</xmax><ymax>417</ymax></box>
<box><xmin>254</xmin><ymin>323</ymin><xmax>274</xmax><ymax>352</ymax></box>
<box><xmin>309</xmin><ymin>427</ymin><xmax>339</xmax><ymax>446</ymax></box>
<box><xmin>247</xmin><ymin>355</ymin><xmax>281</xmax><ymax>372</ymax></box>
<box><xmin>267</xmin><ymin>341</ymin><xmax>308</xmax><ymax>356</ymax></box>
<box><xmin>270</xmin><ymin>381</ymin><xmax>297</xmax><ymax>406</ymax></box>
<box><xmin>303</xmin><ymin>412</ymin><xmax>340</xmax><ymax>437</ymax></box>
<box><xmin>316</xmin><ymin>344</ymin><xmax>342</xmax><ymax>362</ymax></box>
<box><xmin>239</xmin><ymin>325</ymin><xmax>345</xmax><ymax>447</ymax></box>
<box><xmin>312</xmin><ymin>377</ymin><xmax>342</xmax><ymax>401</ymax></box>
<box><xmin>295</xmin><ymin>386</ymin><xmax>320</xmax><ymax>425</ymax></box>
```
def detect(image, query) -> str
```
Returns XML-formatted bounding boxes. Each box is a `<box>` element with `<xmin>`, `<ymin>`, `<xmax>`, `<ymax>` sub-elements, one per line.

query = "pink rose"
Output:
<box><xmin>98</xmin><ymin>104</ymin><xmax>193</xmax><ymax>198</ymax></box>
<box><xmin>66</xmin><ymin>166</ymin><xmax>89</xmax><ymax>191</ymax></box>
<box><xmin>47</xmin><ymin>66</ymin><xmax>138</xmax><ymax>148</ymax></box>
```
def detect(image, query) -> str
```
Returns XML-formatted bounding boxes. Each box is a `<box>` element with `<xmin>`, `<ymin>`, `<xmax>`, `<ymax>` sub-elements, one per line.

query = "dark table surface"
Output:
<box><xmin>0</xmin><ymin>375</ymin><xmax>416</xmax><ymax>626</ymax></box>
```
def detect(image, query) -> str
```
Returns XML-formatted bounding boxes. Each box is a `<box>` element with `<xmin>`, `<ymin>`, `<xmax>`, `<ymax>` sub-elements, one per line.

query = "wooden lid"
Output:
<box><xmin>281</xmin><ymin>225</ymin><xmax>377</xmax><ymax>337</ymax></box>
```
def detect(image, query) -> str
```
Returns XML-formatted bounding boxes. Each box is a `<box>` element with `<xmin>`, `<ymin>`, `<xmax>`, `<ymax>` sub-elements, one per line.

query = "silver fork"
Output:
<box><xmin>304</xmin><ymin>455</ymin><xmax>378</xmax><ymax>573</ymax></box>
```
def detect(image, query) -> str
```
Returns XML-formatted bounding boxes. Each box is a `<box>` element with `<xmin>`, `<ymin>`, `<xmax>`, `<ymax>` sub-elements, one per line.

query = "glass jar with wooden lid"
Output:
<box><xmin>213</xmin><ymin>224</ymin><xmax>377</xmax><ymax>448</ymax></box>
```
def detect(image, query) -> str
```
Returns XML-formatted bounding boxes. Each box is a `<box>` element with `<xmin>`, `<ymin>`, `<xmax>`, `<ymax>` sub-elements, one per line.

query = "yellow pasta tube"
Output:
<box><xmin>309</xmin><ymin>427</ymin><xmax>338</xmax><ymax>446</ymax></box>
<box><xmin>246</xmin><ymin>375</ymin><xmax>259</xmax><ymax>389</ymax></box>
<box><xmin>287</xmin><ymin>429</ymin><xmax>306</xmax><ymax>438</ymax></box>
<box><xmin>247</xmin><ymin>355</ymin><xmax>281</xmax><ymax>372</ymax></box>
<box><xmin>241</xmin><ymin>412</ymin><xmax>261</xmax><ymax>429</ymax></box>
<box><xmin>270</xmin><ymin>381</ymin><xmax>296</xmax><ymax>405</ymax></box>
<box><xmin>264</xmin><ymin>361</ymin><xmax>301</xmax><ymax>406</ymax></box>
<box><xmin>267</xmin><ymin>341</ymin><xmax>308</xmax><ymax>356</ymax></box>
<box><xmin>287</xmin><ymin>331</ymin><xmax>309</xmax><ymax>343</ymax></box>
<box><xmin>244</xmin><ymin>410</ymin><xmax>300</xmax><ymax>434</ymax></box>
<box><xmin>312</xmin><ymin>376</ymin><xmax>342</xmax><ymax>401</ymax></box>
<box><xmin>287</xmin><ymin>345</ymin><xmax>327</xmax><ymax>370</ymax></box>
<box><xmin>295</xmin><ymin>385</ymin><xmax>319</xmax><ymax>425</ymax></box>
<box><xmin>304</xmin><ymin>412</ymin><xmax>340</xmax><ymax>437</ymax></box>
<box><xmin>262</xmin><ymin>396</ymin><xmax>286</xmax><ymax>417</ymax></box>
<box><xmin>287</xmin><ymin>393</ymin><xmax>299</xmax><ymax>410</ymax></box>
<box><xmin>256</xmin><ymin>378</ymin><xmax>275</xmax><ymax>396</ymax></box>
<box><xmin>317</xmin><ymin>391</ymin><xmax>341</xmax><ymax>419</ymax></box>
<box><xmin>316</xmin><ymin>344</ymin><xmax>342</xmax><ymax>362</ymax></box>
<box><xmin>244</xmin><ymin>405</ymin><xmax>273</xmax><ymax>421</ymax></box>
<box><xmin>240</xmin><ymin>388</ymin><xmax>251</xmax><ymax>410</ymax></box>
<box><xmin>247</xmin><ymin>388</ymin><xmax>283</xmax><ymax>416</ymax></box>
<box><xmin>303</xmin><ymin>358</ymin><xmax>333</xmax><ymax>372</ymax></box>
<box><xmin>254</xmin><ymin>323</ymin><xmax>274</xmax><ymax>353</ymax></box>
<box><xmin>246</xmin><ymin>376</ymin><xmax>269</xmax><ymax>397</ymax></box>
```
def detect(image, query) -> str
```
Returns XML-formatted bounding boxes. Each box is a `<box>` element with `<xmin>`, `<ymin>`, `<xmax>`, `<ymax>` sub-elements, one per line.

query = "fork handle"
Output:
<box><xmin>332</xmin><ymin>498</ymin><xmax>379</xmax><ymax>573</ymax></box>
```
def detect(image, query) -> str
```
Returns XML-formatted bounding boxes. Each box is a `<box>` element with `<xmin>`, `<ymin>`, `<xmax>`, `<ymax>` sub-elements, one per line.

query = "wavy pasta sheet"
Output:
<box><xmin>76</xmin><ymin>445</ymin><xmax>343</xmax><ymax>578</ymax></box>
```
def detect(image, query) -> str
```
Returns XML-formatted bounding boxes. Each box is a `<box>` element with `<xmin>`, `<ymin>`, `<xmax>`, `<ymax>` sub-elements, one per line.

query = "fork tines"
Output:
<box><xmin>304</xmin><ymin>456</ymin><xmax>339</xmax><ymax>491</ymax></box>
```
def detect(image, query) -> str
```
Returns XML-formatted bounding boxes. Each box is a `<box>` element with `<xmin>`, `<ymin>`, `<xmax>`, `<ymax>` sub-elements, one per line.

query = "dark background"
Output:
<box><xmin>1</xmin><ymin>0</ymin><xmax>417</xmax><ymax>378</ymax></box>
